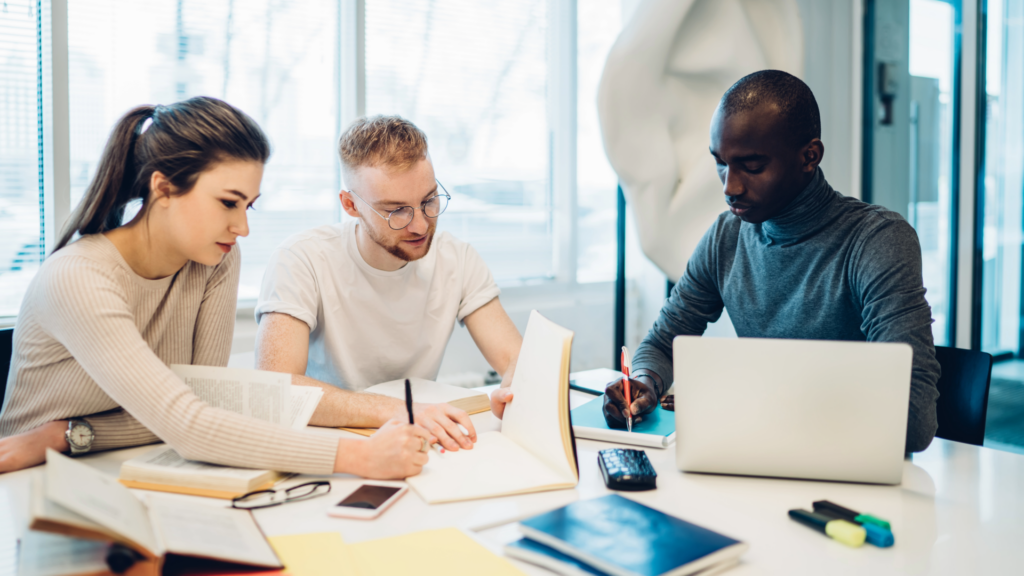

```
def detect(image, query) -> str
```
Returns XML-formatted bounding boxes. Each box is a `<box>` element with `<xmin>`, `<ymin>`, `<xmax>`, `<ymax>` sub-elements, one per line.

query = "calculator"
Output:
<box><xmin>598</xmin><ymin>448</ymin><xmax>657</xmax><ymax>491</ymax></box>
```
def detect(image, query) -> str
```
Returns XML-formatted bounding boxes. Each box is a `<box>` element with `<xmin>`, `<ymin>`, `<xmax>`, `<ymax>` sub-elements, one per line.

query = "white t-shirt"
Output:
<box><xmin>255</xmin><ymin>221</ymin><xmax>500</xmax><ymax>391</ymax></box>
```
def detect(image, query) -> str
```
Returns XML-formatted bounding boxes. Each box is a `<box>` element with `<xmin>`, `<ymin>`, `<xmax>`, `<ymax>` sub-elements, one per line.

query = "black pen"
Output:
<box><xmin>405</xmin><ymin>378</ymin><xmax>414</xmax><ymax>424</ymax></box>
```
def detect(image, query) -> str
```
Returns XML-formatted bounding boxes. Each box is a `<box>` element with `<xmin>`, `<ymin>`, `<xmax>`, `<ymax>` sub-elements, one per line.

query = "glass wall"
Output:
<box><xmin>0</xmin><ymin>1</ymin><xmax>44</xmax><ymax>317</ymax></box>
<box><xmin>907</xmin><ymin>0</ymin><xmax>957</xmax><ymax>346</ymax></box>
<box><xmin>980</xmin><ymin>0</ymin><xmax>1024</xmax><ymax>356</ymax></box>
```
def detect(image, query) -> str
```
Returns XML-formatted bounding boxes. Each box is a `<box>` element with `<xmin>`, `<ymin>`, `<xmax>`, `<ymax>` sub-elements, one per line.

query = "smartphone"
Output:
<box><xmin>325</xmin><ymin>483</ymin><xmax>408</xmax><ymax>519</ymax></box>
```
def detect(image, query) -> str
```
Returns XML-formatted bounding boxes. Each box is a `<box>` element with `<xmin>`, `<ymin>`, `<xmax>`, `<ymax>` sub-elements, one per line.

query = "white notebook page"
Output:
<box><xmin>500</xmin><ymin>311</ymin><xmax>576</xmax><ymax>482</ymax></box>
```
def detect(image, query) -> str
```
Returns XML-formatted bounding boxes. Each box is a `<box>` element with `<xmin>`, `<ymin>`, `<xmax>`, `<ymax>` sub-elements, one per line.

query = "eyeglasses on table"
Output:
<box><xmin>231</xmin><ymin>481</ymin><xmax>332</xmax><ymax>510</ymax></box>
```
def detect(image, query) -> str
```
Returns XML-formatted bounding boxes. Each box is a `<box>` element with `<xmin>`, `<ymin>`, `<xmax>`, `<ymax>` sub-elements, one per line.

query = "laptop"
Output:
<box><xmin>673</xmin><ymin>336</ymin><xmax>913</xmax><ymax>485</ymax></box>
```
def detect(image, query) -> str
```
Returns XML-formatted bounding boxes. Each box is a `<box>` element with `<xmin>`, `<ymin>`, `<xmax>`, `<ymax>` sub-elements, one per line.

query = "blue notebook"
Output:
<box><xmin>571</xmin><ymin>397</ymin><xmax>676</xmax><ymax>448</ymax></box>
<box><xmin>517</xmin><ymin>494</ymin><xmax>747</xmax><ymax>576</ymax></box>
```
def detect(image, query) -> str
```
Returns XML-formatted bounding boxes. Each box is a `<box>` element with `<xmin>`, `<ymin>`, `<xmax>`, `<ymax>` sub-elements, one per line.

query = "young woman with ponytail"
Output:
<box><xmin>0</xmin><ymin>97</ymin><xmax>431</xmax><ymax>477</ymax></box>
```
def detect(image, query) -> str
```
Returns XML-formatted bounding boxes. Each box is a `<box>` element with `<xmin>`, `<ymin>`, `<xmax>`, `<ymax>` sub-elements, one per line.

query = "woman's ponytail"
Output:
<box><xmin>54</xmin><ymin>105</ymin><xmax>154</xmax><ymax>252</ymax></box>
<box><xmin>52</xmin><ymin>97</ymin><xmax>269</xmax><ymax>253</ymax></box>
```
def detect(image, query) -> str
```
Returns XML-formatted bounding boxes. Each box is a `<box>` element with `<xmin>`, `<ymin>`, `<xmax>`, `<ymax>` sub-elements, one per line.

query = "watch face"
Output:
<box><xmin>69</xmin><ymin>423</ymin><xmax>94</xmax><ymax>448</ymax></box>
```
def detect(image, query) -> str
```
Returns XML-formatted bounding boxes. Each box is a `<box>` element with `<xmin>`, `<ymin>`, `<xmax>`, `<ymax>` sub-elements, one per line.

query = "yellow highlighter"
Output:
<box><xmin>789</xmin><ymin>509</ymin><xmax>866</xmax><ymax>547</ymax></box>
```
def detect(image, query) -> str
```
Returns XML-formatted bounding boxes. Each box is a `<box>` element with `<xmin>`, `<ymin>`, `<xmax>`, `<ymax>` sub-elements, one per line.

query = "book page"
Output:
<box><xmin>287</xmin><ymin>386</ymin><xmax>323</xmax><ymax>430</ymax></box>
<box><xmin>146</xmin><ymin>494</ymin><xmax>280</xmax><ymax>568</ymax></box>
<box><xmin>17</xmin><ymin>531</ymin><xmax>109</xmax><ymax>576</ymax></box>
<box><xmin>405</xmin><ymin>431</ymin><xmax>572</xmax><ymax>504</ymax></box>
<box><xmin>30</xmin><ymin>472</ymin><xmax>120</xmax><ymax>542</ymax></box>
<box><xmin>44</xmin><ymin>450</ymin><xmax>160</xmax><ymax>556</ymax></box>
<box><xmin>171</xmin><ymin>365</ymin><xmax>291</xmax><ymax>425</ymax></box>
<box><xmin>499</xmin><ymin>311</ymin><xmax>577</xmax><ymax>482</ymax></box>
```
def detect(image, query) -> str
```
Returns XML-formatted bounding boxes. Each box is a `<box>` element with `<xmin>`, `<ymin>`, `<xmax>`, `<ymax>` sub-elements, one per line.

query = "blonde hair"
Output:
<box><xmin>338</xmin><ymin>115</ymin><xmax>428</xmax><ymax>175</ymax></box>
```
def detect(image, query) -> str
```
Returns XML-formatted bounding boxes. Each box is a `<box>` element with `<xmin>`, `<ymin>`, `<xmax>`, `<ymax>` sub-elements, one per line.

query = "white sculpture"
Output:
<box><xmin>598</xmin><ymin>0</ymin><xmax>804</xmax><ymax>281</ymax></box>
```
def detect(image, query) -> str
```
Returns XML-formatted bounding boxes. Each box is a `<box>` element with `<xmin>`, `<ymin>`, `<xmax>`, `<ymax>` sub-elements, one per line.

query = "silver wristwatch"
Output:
<box><xmin>65</xmin><ymin>419</ymin><xmax>95</xmax><ymax>455</ymax></box>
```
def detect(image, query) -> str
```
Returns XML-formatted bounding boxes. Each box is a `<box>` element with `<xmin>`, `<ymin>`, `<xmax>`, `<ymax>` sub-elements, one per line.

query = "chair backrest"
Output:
<box><xmin>1</xmin><ymin>327</ymin><xmax>12</xmax><ymax>404</ymax></box>
<box><xmin>933</xmin><ymin>345</ymin><xmax>993</xmax><ymax>446</ymax></box>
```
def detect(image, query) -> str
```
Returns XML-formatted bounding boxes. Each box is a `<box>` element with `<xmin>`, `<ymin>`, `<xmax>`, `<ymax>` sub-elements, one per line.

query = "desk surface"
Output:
<box><xmin>2</xmin><ymin>382</ymin><xmax>1023</xmax><ymax>576</ymax></box>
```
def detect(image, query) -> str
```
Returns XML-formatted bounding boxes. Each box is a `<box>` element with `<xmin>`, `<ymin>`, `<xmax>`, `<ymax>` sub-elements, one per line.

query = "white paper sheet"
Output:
<box><xmin>45</xmin><ymin>450</ymin><xmax>160</xmax><ymax>556</ymax></box>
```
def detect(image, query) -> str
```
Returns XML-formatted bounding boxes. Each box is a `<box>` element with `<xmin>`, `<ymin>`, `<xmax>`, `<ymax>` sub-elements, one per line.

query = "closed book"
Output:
<box><xmin>517</xmin><ymin>494</ymin><xmax>747</xmax><ymax>576</ymax></box>
<box><xmin>119</xmin><ymin>445</ymin><xmax>281</xmax><ymax>499</ymax></box>
<box><xmin>505</xmin><ymin>538</ymin><xmax>609</xmax><ymax>575</ymax></box>
<box><xmin>571</xmin><ymin>397</ymin><xmax>676</xmax><ymax>448</ymax></box>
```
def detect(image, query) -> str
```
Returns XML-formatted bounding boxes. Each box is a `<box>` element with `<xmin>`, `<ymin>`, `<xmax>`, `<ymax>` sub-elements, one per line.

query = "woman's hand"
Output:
<box><xmin>0</xmin><ymin>420</ymin><xmax>69</xmax><ymax>474</ymax></box>
<box><xmin>336</xmin><ymin>419</ymin><xmax>432</xmax><ymax>479</ymax></box>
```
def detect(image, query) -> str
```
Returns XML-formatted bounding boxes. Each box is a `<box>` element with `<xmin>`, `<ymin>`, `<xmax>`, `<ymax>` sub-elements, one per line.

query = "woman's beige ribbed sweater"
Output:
<box><xmin>0</xmin><ymin>235</ymin><xmax>337</xmax><ymax>474</ymax></box>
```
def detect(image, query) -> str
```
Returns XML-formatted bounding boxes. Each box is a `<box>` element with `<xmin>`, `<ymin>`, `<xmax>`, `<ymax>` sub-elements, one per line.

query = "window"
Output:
<box><xmin>6</xmin><ymin>1</ymin><xmax>624</xmax><ymax>323</ymax></box>
<box><xmin>0</xmin><ymin>1</ymin><xmax>44</xmax><ymax>318</ymax></box>
<box><xmin>67</xmin><ymin>0</ymin><xmax>342</xmax><ymax>300</ymax></box>
<box><xmin>577</xmin><ymin>0</ymin><xmax>625</xmax><ymax>284</ymax></box>
<box><xmin>907</xmin><ymin>0</ymin><xmax>957</xmax><ymax>345</ymax></box>
<box><xmin>365</xmin><ymin>0</ymin><xmax>555</xmax><ymax>284</ymax></box>
<box><xmin>980</xmin><ymin>0</ymin><xmax>1024</xmax><ymax>356</ymax></box>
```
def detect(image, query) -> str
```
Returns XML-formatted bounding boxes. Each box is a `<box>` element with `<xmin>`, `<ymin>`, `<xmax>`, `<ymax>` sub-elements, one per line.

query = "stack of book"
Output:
<box><xmin>504</xmin><ymin>494</ymin><xmax>747</xmax><ymax>576</ymax></box>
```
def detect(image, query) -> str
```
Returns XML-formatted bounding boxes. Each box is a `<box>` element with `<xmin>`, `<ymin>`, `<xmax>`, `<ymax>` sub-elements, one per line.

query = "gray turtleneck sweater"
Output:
<box><xmin>633</xmin><ymin>168</ymin><xmax>941</xmax><ymax>453</ymax></box>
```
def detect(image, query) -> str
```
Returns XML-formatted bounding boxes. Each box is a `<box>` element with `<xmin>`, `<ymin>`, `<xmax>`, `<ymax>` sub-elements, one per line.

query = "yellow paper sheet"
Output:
<box><xmin>347</xmin><ymin>527</ymin><xmax>523</xmax><ymax>576</ymax></box>
<box><xmin>268</xmin><ymin>532</ymin><xmax>350</xmax><ymax>576</ymax></box>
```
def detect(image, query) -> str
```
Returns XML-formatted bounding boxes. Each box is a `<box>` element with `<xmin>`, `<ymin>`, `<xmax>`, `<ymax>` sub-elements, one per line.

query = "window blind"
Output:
<box><xmin>0</xmin><ymin>0</ymin><xmax>44</xmax><ymax>316</ymax></box>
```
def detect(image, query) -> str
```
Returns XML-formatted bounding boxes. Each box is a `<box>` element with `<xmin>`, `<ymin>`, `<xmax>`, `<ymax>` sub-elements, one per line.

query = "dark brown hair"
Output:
<box><xmin>54</xmin><ymin>96</ymin><xmax>270</xmax><ymax>252</ymax></box>
<box><xmin>338</xmin><ymin>115</ymin><xmax>428</xmax><ymax>174</ymax></box>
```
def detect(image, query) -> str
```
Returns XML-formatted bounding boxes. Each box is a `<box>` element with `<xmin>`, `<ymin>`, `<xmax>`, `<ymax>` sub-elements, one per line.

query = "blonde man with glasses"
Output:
<box><xmin>255</xmin><ymin>116</ymin><xmax>522</xmax><ymax>454</ymax></box>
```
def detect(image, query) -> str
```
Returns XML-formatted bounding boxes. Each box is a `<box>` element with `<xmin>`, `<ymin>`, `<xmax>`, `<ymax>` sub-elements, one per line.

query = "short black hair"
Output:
<box><xmin>720</xmin><ymin>70</ymin><xmax>820</xmax><ymax>148</ymax></box>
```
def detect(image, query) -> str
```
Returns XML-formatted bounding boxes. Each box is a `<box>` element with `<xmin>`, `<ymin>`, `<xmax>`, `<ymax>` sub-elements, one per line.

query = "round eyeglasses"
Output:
<box><xmin>347</xmin><ymin>180</ymin><xmax>451</xmax><ymax>230</ymax></box>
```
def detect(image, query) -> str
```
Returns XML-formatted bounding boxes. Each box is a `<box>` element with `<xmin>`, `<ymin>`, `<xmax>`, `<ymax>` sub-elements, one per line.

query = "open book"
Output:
<box><xmin>338</xmin><ymin>378</ymin><xmax>491</xmax><ymax>437</ymax></box>
<box><xmin>31</xmin><ymin>450</ymin><xmax>281</xmax><ymax>574</ymax></box>
<box><xmin>171</xmin><ymin>364</ymin><xmax>323</xmax><ymax>430</ymax></box>
<box><xmin>115</xmin><ymin>365</ymin><xmax>322</xmax><ymax>498</ymax></box>
<box><xmin>405</xmin><ymin>310</ymin><xmax>578</xmax><ymax>504</ymax></box>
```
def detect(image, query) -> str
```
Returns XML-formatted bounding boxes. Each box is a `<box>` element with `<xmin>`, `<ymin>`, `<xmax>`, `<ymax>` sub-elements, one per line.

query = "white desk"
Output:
<box><xmin>2</xmin><ymin>384</ymin><xmax>1023</xmax><ymax>576</ymax></box>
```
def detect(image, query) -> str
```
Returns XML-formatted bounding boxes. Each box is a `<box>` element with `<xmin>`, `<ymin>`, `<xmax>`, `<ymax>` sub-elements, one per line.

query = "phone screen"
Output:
<box><xmin>335</xmin><ymin>485</ymin><xmax>401</xmax><ymax>509</ymax></box>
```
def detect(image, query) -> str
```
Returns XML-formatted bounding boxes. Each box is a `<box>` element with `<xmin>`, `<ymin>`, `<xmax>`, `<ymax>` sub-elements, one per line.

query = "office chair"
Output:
<box><xmin>933</xmin><ymin>346</ymin><xmax>993</xmax><ymax>446</ymax></box>
<box><xmin>0</xmin><ymin>327</ymin><xmax>11</xmax><ymax>402</ymax></box>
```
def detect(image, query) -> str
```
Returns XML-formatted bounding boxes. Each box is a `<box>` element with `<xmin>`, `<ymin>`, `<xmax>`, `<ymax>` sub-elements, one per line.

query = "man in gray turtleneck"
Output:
<box><xmin>604</xmin><ymin>70</ymin><xmax>940</xmax><ymax>453</ymax></box>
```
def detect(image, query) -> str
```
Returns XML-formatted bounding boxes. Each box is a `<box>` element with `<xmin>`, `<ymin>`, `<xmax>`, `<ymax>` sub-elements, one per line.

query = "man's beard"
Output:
<box><xmin>363</xmin><ymin>219</ymin><xmax>435</xmax><ymax>262</ymax></box>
